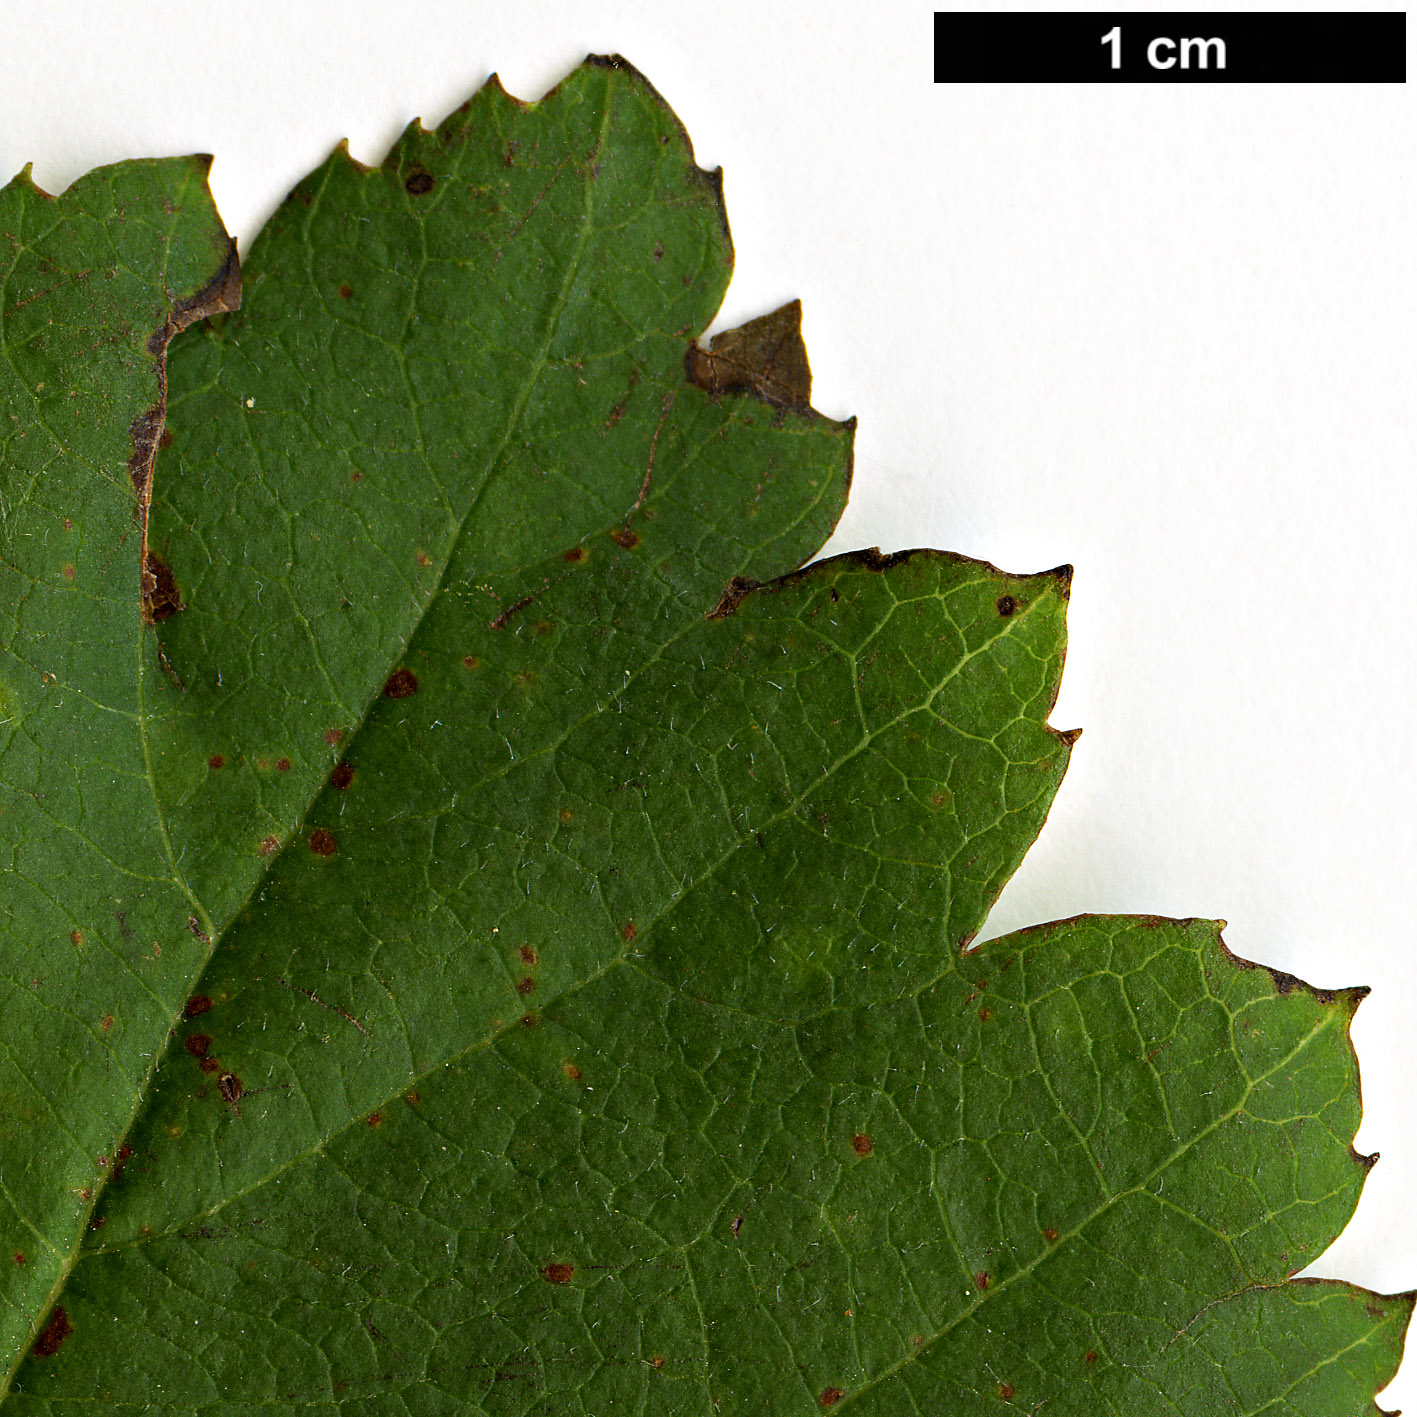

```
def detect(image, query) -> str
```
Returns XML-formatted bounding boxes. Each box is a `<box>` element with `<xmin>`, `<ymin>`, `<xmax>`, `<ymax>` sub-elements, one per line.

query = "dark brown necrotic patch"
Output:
<box><xmin>184</xmin><ymin>995</ymin><xmax>213</xmax><ymax>1019</ymax></box>
<box><xmin>330</xmin><ymin>763</ymin><xmax>354</xmax><ymax>791</ymax></box>
<box><xmin>706</xmin><ymin>575</ymin><xmax>760</xmax><ymax>621</ymax></box>
<box><xmin>184</xmin><ymin>1034</ymin><xmax>212</xmax><ymax>1058</ymax></box>
<box><xmin>685</xmin><ymin>300</ymin><xmax>812</xmax><ymax>413</ymax></box>
<box><xmin>541</xmin><ymin>1262</ymin><xmax>575</xmax><ymax>1285</ymax></box>
<box><xmin>996</xmin><ymin>594</ymin><xmax>1018</xmax><ymax>617</ymax></box>
<box><xmin>143</xmin><ymin>552</ymin><xmax>184</xmax><ymax>624</ymax></box>
<box><xmin>383</xmin><ymin>668</ymin><xmax>419</xmax><ymax>698</ymax></box>
<box><xmin>308</xmin><ymin>829</ymin><xmax>337</xmax><ymax>857</ymax></box>
<box><xmin>404</xmin><ymin>170</ymin><xmax>435</xmax><ymax>196</ymax></box>
<box><xmin>32</xmin><ymin>1307</ymin><xmax>72</xmax><ymax>1357</ymax></box>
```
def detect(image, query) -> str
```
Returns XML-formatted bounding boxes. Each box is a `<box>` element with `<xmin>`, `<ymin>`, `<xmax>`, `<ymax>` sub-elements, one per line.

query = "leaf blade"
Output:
<box><xmin>0</xmin><ymin>57</ymin><xmax>1407</xmax><ymax>1416</ymax></box>
<box><xmin>0</xmin><ymin>153</ymin><xmax>234</xmax><ymax>1382</ymax></box>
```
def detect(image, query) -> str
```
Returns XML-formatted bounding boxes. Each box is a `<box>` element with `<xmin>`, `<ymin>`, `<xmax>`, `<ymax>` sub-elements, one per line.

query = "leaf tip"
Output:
<box><xmin>18</xmin><ymin>161</ymin><xmax>53</xmax><ymax>199</ymax></box>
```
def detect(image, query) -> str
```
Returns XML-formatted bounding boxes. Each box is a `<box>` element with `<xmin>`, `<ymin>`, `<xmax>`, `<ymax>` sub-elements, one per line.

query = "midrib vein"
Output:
<box><xmin>0</xmin><ymin>92</ymin><xmax>614</xmax><ymax>1402</ymax></box>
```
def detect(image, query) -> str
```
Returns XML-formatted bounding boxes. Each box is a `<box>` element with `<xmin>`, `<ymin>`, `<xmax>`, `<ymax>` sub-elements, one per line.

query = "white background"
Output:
<box><xmin>2</xmin><ymin>0</ymin><xmax>1413</xmax><ymax>1404</ymax></box>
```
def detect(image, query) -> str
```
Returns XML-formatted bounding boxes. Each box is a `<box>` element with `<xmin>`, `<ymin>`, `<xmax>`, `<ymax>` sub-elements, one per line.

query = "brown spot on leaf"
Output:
<box><xmin>563</xmin><ymin>1062</ymin><xmax>581</xmax><ymax>1082</ymax></box>
<box><xmin>978</xmin><ymin>1006</ymin><xmax>992</xmax><ymax>1022</ymax></box>
<box><xmin>69</xmin><ymin>930</ymin><xmax>83</xmax><ymax>946</ymax></box>
<box><xmin>330</xmin><ymin>763</ymin><xmax>354</xmax><ymax>790</ymax></box>
<box><xmin>559</xmin><ymin>808</ymin><xmax>574</xmax><ymax>823</ymax></box>
<box><xmin>199</xmin><ymin>1057</ymin><xmax>219</xmax><ymax>1074</ymax></box>
<box><xmin>996</xmin><ymin>595</ymin><xmax>1018</xmax><ymax>617</ymax></box>
<box><xmin>416</xmin><ymin>550</ymin><xmax>431</xmax><ymax>568</ymax></box>
<box><xmin>184</xmin><ymin>995</ymin><xmax>213</xmax><ymax>1019</ymax></box>
<box><xmin>158</xmin><ymin>429</ymin><xmax>173</xmax><ymax>449</ymax></box>
<box><xmin>406</xmin><ymin>1091</ymin><xmax>420</xmax><ymax>1106</ymax></box>
<box><xmin>621</xmin><ymin>921</ymin><xmax>638</xmax><ymax>942</ymax></box>
<box><xmin>649</xmin><ymin>1355</ymin><xmax>665</xmax><ymax>1369</ymax></box>
<box><xmin>61</xmin><ymin>564</ymin><xmax>75</xmax><ymax>580</ymax></box>
<box><xmin>976</xmin><ymin>1271</ymin><xmax>990</xmax><ymax>1290</ymax></box>
<box><xmin>383</xmin><ymin>668</ymin><xmax>419</xmax><ymax>698</ymax></box>
<box><xmin>275</xmin><ymin>757</ymin><xmax>292</xmax><ymax>773</ymax></box>
<box><xmin>404</xmin><ymin>169</ymin><xmax>435</xmax><ymax>196</ymax></box>
<box><xmin>12</xmin><ymin>1253</ymin><xmax>24</xmax><ymax>1265</ymax></box>
<box><xmin>610</xmin><ymin>527</ymin><xmax>641</xmax><ymax>551</ymax></box>
<box><xmin>519</xmin><ymin>946</ymin><xmax>537</xmax><ymax>965</ymax></box>
<box><xmin>820</xmin><ymin>1390</ymin><xmax>844</xmax><ymax>1408</ymax></box>
<box><xmin>367</xmin><ymin>1112</ymin><xmax>383</xmax><ymax>1128</ymax></box>
<box><xmin>516</xmin><ymin>976</ymin><xmax>535</xmax><ymax>995</ymax></box>
<box><xmin>541</xmin><ymin>1263</ymin><xmax>574</xmax><ymax>1285</ymax></box>
<box><xmin>218</xmin><ymin>1073</ymin><xmax>244</xmax><ymax>1108</ymax></box>
<box><xmin>686</xmin><ymin>301</ymin><xmax>812</xmax><ymax>412</ymax></box>
<box><xmin>337</xmin><ymin>283</ymin><xmax>353</xmax><ymax>299</ymax></box>
<box><xmin>520</xmin><ymin>1013</ymin><xmax>539</xmax><ymax>1028</ymax></box>
<box><xmin>308</xmin><ymin>829</ymin><xmax>337</xmax><ymax>857</ymax></box>
<box><xmin>207</xmin><ymin>753</ymin><xmax>225</xmax><ymax>770</ymax></box>
<box><xmin>851</xmin><ymin>1133</ymin><xmax>873</xmax><ymax>1157</ymax></box>
<box><xmin>324</xmin><ymin>727</ymin><xmax>346</xmax><ymax>745</ymax></box>
<box><xmin>31</xmin><ymin>1307</ymin><xmax>72</xmax><ymax>1357</ymax></box>
<box><xmin>259</xmin><ymin>835</ymin><xmax>281</xmax><ymax>856</ymax></box>
<box><xmin>462</xmin><ymin>655</ymin><xmax>480</xmax><ymax>670</ymax></box>
<box><xmin>1084</xmin><ymin>1351</ymin><xmax>1098</xmax><ymax>1365</ymax></box>
<box><xmin>1044</xmin><ymin>1227</ymin><xmax>1059</xmax><ymax>1243</ymax></box>
<box><xmin>563</xmin><ymin>546</ymin><xmax>586</xmax><ymax>563</ymax></box>
<box><xmin>184</xmin><ymin>1034</ymin><xmax>212</xmax><ymax>1059</ymax></box>
<box><xmin>998</xmin><ymin>1382</ymin><xmax>1015</xmax><ymax>1400</ymax></box>
<box><xmin>143</xmin><ymin>552</ymin><xmax>184</xmax><ymax>624</ymax></box>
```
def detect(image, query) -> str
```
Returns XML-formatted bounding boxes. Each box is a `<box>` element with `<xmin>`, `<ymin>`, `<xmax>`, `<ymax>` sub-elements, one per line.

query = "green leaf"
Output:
<box><xmin>0</xmin><ymin>56</ymin><xmax>1408</xmax><ymax>1414</ymax></box>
